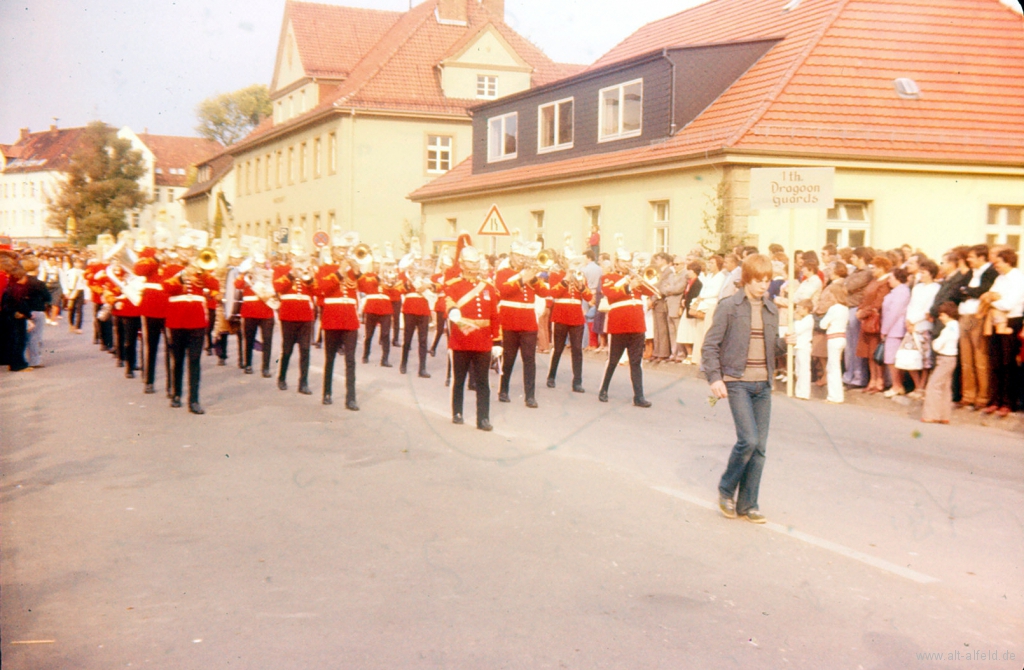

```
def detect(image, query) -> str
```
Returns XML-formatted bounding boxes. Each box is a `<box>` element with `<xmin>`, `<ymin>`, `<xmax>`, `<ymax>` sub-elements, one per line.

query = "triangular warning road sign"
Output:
<box><xmin>477</xmin><ymin>204</ymin><xmax>510</xmax><ymax>236</ymax></box>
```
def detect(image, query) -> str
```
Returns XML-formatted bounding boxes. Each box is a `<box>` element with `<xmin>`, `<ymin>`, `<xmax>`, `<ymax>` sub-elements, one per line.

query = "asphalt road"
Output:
<box><xmin>2</xmin><ymin>320</ymin><xmax>1022</xmax><ymax>669</ymax></box>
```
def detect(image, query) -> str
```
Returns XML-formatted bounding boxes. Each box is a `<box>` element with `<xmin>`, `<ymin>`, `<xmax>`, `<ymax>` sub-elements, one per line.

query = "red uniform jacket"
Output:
<box><xmin>396</xmin><ymin>272</ymin><xmax>431</xmax><ymax>316</ymax></box>
<box><xmin>316</xmin><ymin>264</ymin><xmax>360</xmax><ymax>330</ymax></box>
<box><xmin>602</xmin><ymin>272</ymin><xmax>654</xmax><ymax>334</ymax></box>
<box><xmin>431</xmin><ymin>272</ymin><xmax>447</xmax><ymax>314</ymax></box>
<box><xmin>495</xmin><ymin>267</ymin><xmax>549</xmax><ymax>332</ymax></box>
<box><xmin>273</xmin><ymin>270</ymin><xmax>315</xmax><ymax>322</ymax></box>
<box><xmin>445</xmin><ymin>277</ymin><xmax>500</xmax><ymax>352</ymax></box>
<box><xmin>547</xmin><ymin>271</ymin><xmax>594</xmax><ymax>327</ymax></box>
<box><xmin>234</xmin><ymin>274</ymin><xmax>276</xmax><ymax>320</ymax></box>
<box><xmin>358</xmin><ymin>273</ymin><xmax>394</xmax><ymax>316</ymax></box>
<box><xmin>84</xmin><ymin>263</ymin><xmax>108</xmax><ymax>305</ymax></box>
<box><xmin>164</xmin><ymin>270</ymin><xmax>219</xmax><ymax>330</ymax></box>
<box><xmin>387</xmin><ymin>285</ymin><xmax>403</xmax><ymax>308</ymax></box>
<box><xmin>134</xmin><ymin>256</ymin><xmax>178</xmax><ymax>319</ymax></box>
<box><xmin>107</xmin><ymin>267</ymin><xmax>143</xmax><ymax>317</ymax></box>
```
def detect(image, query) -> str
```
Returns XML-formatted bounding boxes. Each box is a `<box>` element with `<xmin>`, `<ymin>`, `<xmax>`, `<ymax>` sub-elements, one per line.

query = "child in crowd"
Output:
<box><xmin>793</xmin><ymin>299</ymin><xmax>814</xmax><ymax>399</ymax></box>
<box><xmin>818</xmin><ymin>285</ymin><xmax>850</xmax><ymax>403</ymax></box>
<box><xmin>921</xmin><ymin>302</ymin><xmax>960</xmax><ymax>424</ymax></box>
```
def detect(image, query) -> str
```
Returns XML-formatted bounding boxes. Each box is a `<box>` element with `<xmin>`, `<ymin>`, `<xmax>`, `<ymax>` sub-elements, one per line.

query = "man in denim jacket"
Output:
<box><xmin>701</xmin><ymin>254</ymin><xmax>785</xmax><ymax>524</ymax></box>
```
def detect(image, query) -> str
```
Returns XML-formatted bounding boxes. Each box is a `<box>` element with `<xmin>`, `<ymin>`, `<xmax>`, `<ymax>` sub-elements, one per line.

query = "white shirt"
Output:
<box><xmin>932</xmin><ymin>320</ymin><xmax>960</xmax><ymax>356</ymax></box>
<box><xmin>959</xmin><ymin>263</ymin><xmax>991</xmax><ymax>316</ymax></box>
<box><xmin>696</xmin><ymin>270</ymin><xmax>727</xmax><ymax>311</ymax></box>
<box><xmin>906</xmin><ymin>281</ymin><xmax>940</xmax><ymax>330</ymax></box>
<box><xmin>818</xmin><ymin>303</ymin><xmax>850</xmax><ymax>336</ymax></box>
<box><xmin>794</xmin><ymin>314</ymin><xmax>814</xmax><ymax>350</ymax></box>
<box><xmin>991</xmin><ymin>267</ymin><xmax>1024</xmax><ymax>318</ymax></box>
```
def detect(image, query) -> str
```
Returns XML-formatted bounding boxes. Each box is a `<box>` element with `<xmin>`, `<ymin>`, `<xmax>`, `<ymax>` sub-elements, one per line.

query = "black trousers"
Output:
<box><xmin>600</xmin><ymin>332</ymin><xmax>645</xmax><ymax>400</ymax></box>
<box><xmin>118</xmin><ymin>315</ymin><xmax>141</xmax><ymax>373</ymax></box>
<box><xmin>205</xmin><ymin>307</ymin><xmax>216</xmax><ymax>352</ymax></box>
<box><xmin>452</xmin><ymin>350</ymin><xmax>490</xmax><ymax>424</ymax></box>
<box><xmin>216</xmin><ymin>328</ymin><xmax>244</xmax><ymax>365</ymax></box>
<box><xmin>243</xmin><ymin>317</ymin><xmax>275</xmax><ymax>373</ymax></box>
<box><xmin>549</xmin><ymin>322</ymin><xmax>584</xmax><ymax>386</ymax></box>
<box><xmin>500</xmin><ymin>329</ymin><xmax>537</xmax><ymax>400</ymax></box>
<box><xmin>170</xmin><ymin>327</ymin><xmax>204</xmax><ymax>403</ymax></box>
<box><xmin>323</xmin><ymin>329</ymin><xmax>358</xmax><ymax>401</ymax></box>
<box><xmin>96</xmin><ymin>304</ymin><xmax>113</xmax><ymax>349</ymax></box>
<box><xmin>68</xmin><ymin>294</ymin><xmax>85</xmax><ymax>329</ymax></box>
<box><xmin>431</xmin><ymin>311</ymin><xmax>447</xmax><ymax>353</ymax></box>
<box><xmin>112</xmin><ymin>315</ymin><xmax>124</xmax><ymax>363</ymax></box>
<box><xmin>391</xmin><ymin>301</ymin><xmax>402</xmax><ymax>345</ymax></box>
<box><xmin>989</xmin><ymin>317</ymin><xmax>1023</xmax><ymax>410</ymax></box>
<box><xmin>363</xmin><ymin>312</ymin><xmax>392</xmax><ymax>362</ymax></box>
<box><xmin>401</xmin><ymin>313</ymin><xmax>430</xmax><ymax>372</ymax></box>
<box><xmin>142</xmin><ymin>316</ymin><xmax>169</xmax><ymax>390</ymax></box>
<box><xmin>279</xmin><ymin>320</ymin><xmax>312</xmax><ymax>386</ymax></box>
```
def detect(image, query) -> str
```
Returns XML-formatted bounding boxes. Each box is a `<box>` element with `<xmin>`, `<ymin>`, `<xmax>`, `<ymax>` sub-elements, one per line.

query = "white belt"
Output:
<box><xmin>364</xmin><ymin>294</ymin><xmax>389</xmax><ymax>301</ymax></box>
<box><xmin>608</xmin><ymin>299</ymin><xmax>644</xmax><ymax>310</ymax></box>
<box><xmin>168</xmin><ymin>295</ymin><xmax>206</xmax><ymax>303</ymax></box>
<box><xmin>554</xmin><ymin>298</ymin><xmax>582</xmax><ymax>305</ymax></box>
<box><xmin>406</xmin><ymin>293</ymin><xmax>423</xmax><ymax>299</ymax></box>
<box><xmin>143</xmin><ymin>283</ymin><xmax>163</xmax><ymax>290</ymax></box>
<box><xmin>242</xmin><ymin>296</ymin><xmax>263</xmax><ymax>302</ymax></box>
<box><xmin>499</xmin><ymin>300</ymin><xmax>535</xmax><ymax>310</ymax></box>
<box><xmin>281</xmin><ymin>294</ymin><xmax>312</xmax><ymax>302</ymax></box>
<box><xmin>324</xmin><ymin>297</ymin><xmax>357</xmax><ymax>305</ymax></box>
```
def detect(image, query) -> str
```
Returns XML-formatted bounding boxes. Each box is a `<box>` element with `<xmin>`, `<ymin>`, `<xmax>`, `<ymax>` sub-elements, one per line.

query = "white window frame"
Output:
<box><xmin>477</xmin><ymin>75</ymin><xmax>498</xmax><ymax>100</ymax></box>
<box><xmin>652</xmin><ymin>200</ymin><xmax>670</xmax><ymax>254</ymax></box>
<box><xmin>537</xmin><ymin>97</ymin><xmax>574</xmax><ymax>154</ymax></box>
<box><xmin>487</xmin><ymin>112</ymin><xmax>518</xmax><ymax>163</ymax></box>
<box><xmin>426</xmin><ymin>135</ymin><xmax>453</xmax><ymax>174</ymax></box>
<box><xmin>531</xmin><ymin>210</ymin><xmax>545</xmax><ymax>234</ymax></box>
<box><xmin>598</xmin><ymin>78</ymin><xmax>644</xmax><ymax>142</ymax></box>
<box><xmin>987</xmin><ymin>205</ymin><xmax>1023</xmax><ymax>260</ymax></box>
<box><xmin>825</xmin><ymin>201</ymin><xmax>871</xmax><ymax>248</ymax></box>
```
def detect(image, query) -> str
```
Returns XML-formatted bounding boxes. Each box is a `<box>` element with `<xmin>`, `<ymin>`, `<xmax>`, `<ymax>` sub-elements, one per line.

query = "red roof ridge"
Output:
<box><xmin>723</xmin><ymin>0</ymin><xmax>851</xmax><ymax>148</ymax></box>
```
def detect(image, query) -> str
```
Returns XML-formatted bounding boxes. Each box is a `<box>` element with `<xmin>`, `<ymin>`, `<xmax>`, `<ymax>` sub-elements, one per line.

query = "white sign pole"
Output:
<box><xmin>748</xmin><ymin>167</ymin><xmax>835</xmax><ymax>398</ymax></box>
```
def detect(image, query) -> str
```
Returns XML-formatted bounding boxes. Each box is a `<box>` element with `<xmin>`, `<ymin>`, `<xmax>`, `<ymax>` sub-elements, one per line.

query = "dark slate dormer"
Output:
<box><xmin>470</xmin><ymin>37</ymin><xmax>781</xmax><ymax>174</ymax></box>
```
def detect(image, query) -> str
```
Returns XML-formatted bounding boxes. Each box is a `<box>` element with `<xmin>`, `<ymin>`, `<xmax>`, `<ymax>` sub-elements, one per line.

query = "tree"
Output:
<box><xmin>195</xmin><ymin>84</ymin><xmax>272</xmax><ymax>146</ymax></box>
<box><xmin>48</xmin><ymin>121</ymin><xmax>149</xmax><ymax>246</ymax></box>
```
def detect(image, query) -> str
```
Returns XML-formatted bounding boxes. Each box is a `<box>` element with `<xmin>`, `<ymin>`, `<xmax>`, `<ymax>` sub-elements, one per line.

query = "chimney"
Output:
<box><xmin>437</xmin><ymin>0</ymin><xmax>467</xmax><ymax>23</ymax></box>
<box><xmin>480</xmin><ymin>0</ymin><xmax>504</xmax><ymax>18</ymax></box>
<box><xmin>19</xmin><ymin>128</ymin><xmax>30</xmax><ymax>142</ymax></box>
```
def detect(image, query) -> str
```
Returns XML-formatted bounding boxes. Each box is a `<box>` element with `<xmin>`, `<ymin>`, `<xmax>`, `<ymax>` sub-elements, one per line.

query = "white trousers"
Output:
<box><xmin>795</xmin><ymin>347</ymin><xmax>811</xmax><ymax>399</ymax></box>
<box><xmin>826</xmin><ymin>337</ymin><xmax>846</xmax><ymax>403</ymax></box>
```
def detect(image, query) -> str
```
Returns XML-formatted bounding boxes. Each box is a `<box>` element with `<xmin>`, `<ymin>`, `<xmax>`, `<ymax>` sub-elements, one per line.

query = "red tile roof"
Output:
<box><xmin>232</xmin><ymin>0</ymin><xmax>580</xmax><ymax>152</ymax></box>
<box><xmin>1</xmin><ymin>126</ymin><xmax>90</xmax><ymax>174</ymax></box>
<box><xmin>284</xmin><ymin>1</ymin><xmax>402</xmax><ymax>81</ymax></box>
<box><xmin>137</xmin><ymin>134</ymin><xmax>223</xmax><ymax>187</ymax></box>
<box><xmin>412</xmin><ymin>0</ymin><xmax>1024</xmax><ymax>201</ymax></box>
<box><xmin>181</xmin><ymin>153</ymin><xmax>235</xmax><ymax>201</ymax></box>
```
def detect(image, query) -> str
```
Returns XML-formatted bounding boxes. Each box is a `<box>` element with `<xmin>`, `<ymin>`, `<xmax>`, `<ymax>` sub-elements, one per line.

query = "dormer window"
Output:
<box><xmin>477</xmin><ymin>75</ymin><xmax>498</xmax><ymax>100</ymax></box>
<box><xmin>487</xmin><ymin>112</ymin><xmax>517</xmax><ymax>162</ymax></box>
<box><xmin>538</xmin><ymin>98</ymin><xmax>574</xmax><ymax>153</ymax></box>
<box><xmin>599</xmin><ymin>79</ymin><xmax>643</xmax><ymax>142</ymax></box>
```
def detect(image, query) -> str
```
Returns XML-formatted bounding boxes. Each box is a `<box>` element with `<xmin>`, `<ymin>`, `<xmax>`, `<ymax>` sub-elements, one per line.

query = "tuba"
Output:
<box><xmin>349</xmin><ymin>243</ymin><xmax>374</xmax><ymax>274</ymax></box>
<box><xmin>104</xmin><ymin>238</ymin><xmax>146</xmax><ymax>306</ymax></box>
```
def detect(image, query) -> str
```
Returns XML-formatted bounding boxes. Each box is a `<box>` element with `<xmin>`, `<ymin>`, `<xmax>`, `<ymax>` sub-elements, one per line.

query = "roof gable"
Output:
<box><xmin>1</xmin><ymin>127</ymin><xmax>90</xmax><ymax>174</ymax></box>
<box><xmin>136</xmin><ymin>133</ymin><xmax>223</xmax><ymax>187</ymax></box>
<box><xmin>440</xmin><ymin>23</ymin><xmax>531</xmax><ymax>70</ymax></box>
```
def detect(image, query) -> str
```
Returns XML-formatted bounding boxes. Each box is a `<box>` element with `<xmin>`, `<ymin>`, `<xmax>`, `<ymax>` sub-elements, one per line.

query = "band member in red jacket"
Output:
<box><xmin>396</xmin><ymin>265</ymin><xmax>432</xmax><ymax>378</ymax></box>
<box><xmin>317</xmin><ymin>242</ymin><xmax>362</xmax><ymax>409</ymax></box>
<box><xmin>107</xmin><ymin>261</ymin><xmax>143</xmax><ymax>378</ymax></box>
<box><xmin>429</xmin><ymin>265</ymin><xmax>449</xmax><ymax>357</ymax></box>
<box><xmin>236</xmin><ymin>252</ymin><xmax>276</xmax><ymax>378</ymax></box>
<box><xmin>85</xmin><ymin>257</ymin><xmax>114</xmax><ymax>351</ymax></box>
<box><xmin>546</xmin><ymin>265</ymin><xmax>594</xmax><ymax>392</ymax></box>
<box><xmin>273</xmin><ymin>253</ymin><xmax>316</xmax><ymax>395</ymax></box>
<box><xmin>135</xmin><ymin>244</ymin><xmax>181</xmax><ymax>395</ymax></box>
<box><xmin>164</xmin><ymin>260</ymin><xmax>219</xmax><ymax>414</ymax></box>
<box><xmin>495</xmin><ymin>241</ymin><xmax>549</xmax><ymax>408</ymax></box>
<box><xmin>446</xmin><ymin>242</ymin><xmax>500</xmax><ymax>431</ymax></box>
<box><xmin>598</xmin><ymin>248</ymin><xmax>657</xmax><ymax>407</ymax></box>
<box><xmin>359</xmin><ymin>264</ymin><xmax>394</xmax><ymax>367</ymax></box>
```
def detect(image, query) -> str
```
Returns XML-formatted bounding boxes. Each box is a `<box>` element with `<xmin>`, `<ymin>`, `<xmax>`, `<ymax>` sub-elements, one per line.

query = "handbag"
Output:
<box><xmin>872</xmin><ymin>340</ymin><xmax>885</xmax><ymax>365</ymax></box>
<box><xmin>597</xmin><ymin>296</ymin><xmax>610</xmax><ymax>313</ymax></box>
<box><xmin>894</xmin><ymin>332</ymin><xmax>923</xmax><ymax>370</ymax></box>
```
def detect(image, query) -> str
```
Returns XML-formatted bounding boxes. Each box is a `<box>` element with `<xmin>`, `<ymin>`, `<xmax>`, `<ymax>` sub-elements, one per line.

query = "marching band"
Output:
<box><xmin>81</xmin><ymin>226</ymin><xmax>658</xmax><ymax>426</ymax></box>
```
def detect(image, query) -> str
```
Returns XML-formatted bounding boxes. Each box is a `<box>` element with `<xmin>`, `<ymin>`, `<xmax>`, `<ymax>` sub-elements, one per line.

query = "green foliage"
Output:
<box><xmin>195</xmin><ymin>84</ymin><xmax>272</xmax><ymax>146</ymax></box>
<box><xmin>698</xmin><ymin>176</ymin><xmax>742</xmax><ymax>256</ymax></box>
<box><xmin>47</xmin><ymin>121</ymin><xmax>149</xmax><ymax>246</ymax></box>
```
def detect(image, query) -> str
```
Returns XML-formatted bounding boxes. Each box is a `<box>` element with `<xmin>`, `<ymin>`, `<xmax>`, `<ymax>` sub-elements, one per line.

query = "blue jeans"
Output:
<box><xmin>718</xmin><ymin>381</ymin><xmax>772</xmax><ymax>514</ymax></box>
<box><xmin>26</xmin><ymin>312</ymin><xmax>45</xmax><ymax>367</ymax></box>
<box><xmin>842</xmin><ymin>312</ymin><xmax>868</xmax><ymax>386</ymax></box>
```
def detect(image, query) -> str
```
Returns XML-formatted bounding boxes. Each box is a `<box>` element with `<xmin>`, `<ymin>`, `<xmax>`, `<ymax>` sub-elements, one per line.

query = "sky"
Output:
<box><xmin>0</xmin><ymin>0</ymin><xmax>705</xmax><ymax>143</ymax></box>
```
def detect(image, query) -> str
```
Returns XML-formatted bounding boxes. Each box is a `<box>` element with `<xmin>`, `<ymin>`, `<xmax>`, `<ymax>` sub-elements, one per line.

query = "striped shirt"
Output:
<box><xmin>726</xmin><ymin>296</ymin><xmax>769</xmax><ymax>382</ymax></box>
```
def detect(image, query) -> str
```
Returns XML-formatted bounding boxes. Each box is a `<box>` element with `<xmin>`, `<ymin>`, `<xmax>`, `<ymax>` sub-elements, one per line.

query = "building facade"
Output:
<box><xmin>227</xmin><ymin>0</ymin><xmax>580</xmax><ymax>255</ymax></box>
<box><xmin>411</xmin><ymin>0</ymin><xmax>1024</xmax><ymax>262</ymax></box>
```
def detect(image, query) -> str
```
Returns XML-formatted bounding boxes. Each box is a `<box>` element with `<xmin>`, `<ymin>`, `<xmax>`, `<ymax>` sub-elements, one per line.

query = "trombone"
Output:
<box><xmin>629</xmin><ymin>252</ymin><xmax>662</xmax><ymax>299</ymax></box>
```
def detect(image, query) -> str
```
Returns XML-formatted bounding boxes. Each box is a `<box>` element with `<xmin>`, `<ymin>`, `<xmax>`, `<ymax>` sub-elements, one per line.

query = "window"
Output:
<box><xmin>288</xmin><ymin>146</ymin><xmax>295</xmax><ymax>184</ymax></box>
<box><xmin>538</xmin><ymin>98</ymin><xmax>574</xmax><ymax>153</ymax></box>
<box><xmin>275</xmin><ymin>150</ymin><xmax>283</xmax><ymax>187</ymax></box>
<box><xmin>313</xmin><ymin>212</ymin><xmax>321</xmax><ymax>231</ymax></box>
<box><xmin>987</xmin><ymin>205</ymin><xmax>1023</xmax><ymax>259</ymax></box>
<box><xmin>826</xmin><ymin>201</ymin><xmax>871</xmax><ymax>248</ymax></box>
<box><xmin>328</xmin><ymin>211</ymin><xmax>336</xmax><ymax>231</ymax></box>
<box><xmin>313</xmin><ymin>137</ymin><xmax>322</xmax><ymax>178</ymax></box>
<box><xmin>265</xmin><ymin>153</ymin><xmax>272</xmax><ymax>189</ymax></box>
<box><xmin>427</xmin><ymin>135</ymin><xmax>453</xmax><ymax>173</ymax></box>
<box><xmin>599</xmin><ymin>79</ymin><xmax>643</xmax><ymax>141</ymax></box>
<box><xmin>487</xmin><ymin>112</ymin><xmax>518</xmax><ymax>162</ymax></box>
<box><xmin>300</xmin><ymin>142</ymin><xmax>307</xmax><ymax>181</ymax></box>
<box><xmin>245</xmin><ymin>161</ymin><xmax>251</xmax><ymax>195</ymax></box>
<box><xmin>328</xmin><ymin>133</ymin><xmax>337</xmax><ymax>174</ymax></box>
<box><xmin>531</xmin><ymin>210</ymin><xmax>545</xmax><ymax>234</ymax></box>
<box><xmin>477</xmin><ymin>75</ymin><xmax>498</xmax><ymax>100</ymax></box>
<box><xmin>254</xmin><ymin>157</ymin><xmax>261</xmax><ymax>192</ymax></box>
<box><xmin>447</xmin><ymin>218</ymin><xmax>457</xmax><ymax>235</ymax></box>
<box><xmin>652</xmin><ymin>200</ymin><xmax>670</xmax><ymax>253</ymax></box>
